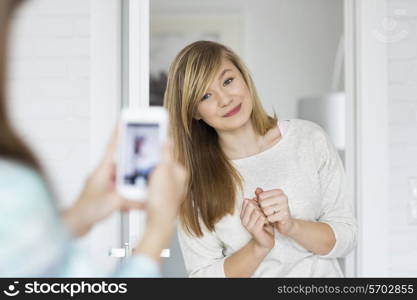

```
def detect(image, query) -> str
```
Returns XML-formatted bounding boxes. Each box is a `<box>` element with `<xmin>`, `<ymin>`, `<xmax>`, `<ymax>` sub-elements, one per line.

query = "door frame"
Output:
<box><xmin>344</xmin><ymin>0</ymin><xmax>390</xmax><ymax>277</ymax></box>
<box><xmin>89</xmin><ymin>0</ymin><xmax>123</xmax><ymax>271</ymax></box>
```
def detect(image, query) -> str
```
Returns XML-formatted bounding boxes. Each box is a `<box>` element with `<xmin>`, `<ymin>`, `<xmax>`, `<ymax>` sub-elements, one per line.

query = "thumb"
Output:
<box><xmin>160</xmin><ymin>138</ymin><xmax>174</xmax><ymax>164</ymax></box>
<box><xmin>100</xmin><ymin>124</ymin><xmax>119</xmax><ymax>167</ymax></box>
<box><xmin>255</xmin><ymin>187</ymin><xmax>263</xmax><ymax>198</ymax></box>
<box><xmin>120</xmin><ymin>199</ymin><xmax>147</xmax><ymax>211</ymax></box>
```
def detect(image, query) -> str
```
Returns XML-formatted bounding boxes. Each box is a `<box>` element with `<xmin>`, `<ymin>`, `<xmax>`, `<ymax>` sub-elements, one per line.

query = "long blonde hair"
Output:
<box><xmin>164</xmin><ymin>41</ymin><xmax>277</xmax><ymax>237</ymax></box>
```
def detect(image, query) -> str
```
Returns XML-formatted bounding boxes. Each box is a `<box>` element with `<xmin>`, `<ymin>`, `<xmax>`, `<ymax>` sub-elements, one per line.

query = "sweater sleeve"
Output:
<box><xmin>177</xmin><ymin>222</ymin><xmax>226</xmax><ymax>277</ymax></box>
<box><xmin>0</xmin><ymin>161</ymin><xmax>160</xmax><ymax>277</ymax></box>
<box><xmin>313</xmin><ymin>127</ymin><xmax>358</xmax><ymax>259</ymax></box>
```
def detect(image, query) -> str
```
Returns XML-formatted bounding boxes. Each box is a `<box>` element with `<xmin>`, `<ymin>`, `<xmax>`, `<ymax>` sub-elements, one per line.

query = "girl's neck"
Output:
<box><xmin>218</xmin><ymin>120</ymin><xmax>268</xmax><ymax>160</ymax></box>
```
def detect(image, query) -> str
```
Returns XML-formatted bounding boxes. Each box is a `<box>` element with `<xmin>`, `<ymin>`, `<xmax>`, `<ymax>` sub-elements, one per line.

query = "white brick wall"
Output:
<box><xmin>7</xmin><ymin>0</ymin><xmax>91</xmax><ymax>209</ymax></box>
<box><xmin>387</xmin><ymin>0</ymin><xmax>417</xmax><ymax>277</ymax></box>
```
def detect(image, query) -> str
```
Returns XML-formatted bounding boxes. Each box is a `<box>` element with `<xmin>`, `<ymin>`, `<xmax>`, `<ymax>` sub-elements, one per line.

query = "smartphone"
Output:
<box><xmin>117</xmin><ymin>107</ymin><xmax>169</xmax><ymax>201</ymax></box>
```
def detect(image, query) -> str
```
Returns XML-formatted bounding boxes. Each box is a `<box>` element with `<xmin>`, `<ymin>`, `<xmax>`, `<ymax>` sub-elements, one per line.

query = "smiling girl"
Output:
<box><xmin>164</xmin><ymin>40</ymin><xmax>357</xmax><ymax>277</ymax></box>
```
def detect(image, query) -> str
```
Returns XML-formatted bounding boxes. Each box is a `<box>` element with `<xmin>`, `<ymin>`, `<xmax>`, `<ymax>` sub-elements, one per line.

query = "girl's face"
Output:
<box><xmin>194</xmin><ymin>58</ymin><xmax>253</xmax><ymax>132</ymax></box>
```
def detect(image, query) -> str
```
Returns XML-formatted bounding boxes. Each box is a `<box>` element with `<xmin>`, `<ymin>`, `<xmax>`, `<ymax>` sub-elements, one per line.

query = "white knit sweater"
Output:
<box><xmin>177</xmin><ymin>119</ymin><xmax>357</xmax><ymax>277</ymax></box>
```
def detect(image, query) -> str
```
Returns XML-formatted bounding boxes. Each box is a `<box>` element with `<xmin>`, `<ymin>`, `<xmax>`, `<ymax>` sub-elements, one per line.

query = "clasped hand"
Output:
<box><xmin>240</xmin><ymin>187</ymin><xmax>295</xmax><ymax>251</ymax></box>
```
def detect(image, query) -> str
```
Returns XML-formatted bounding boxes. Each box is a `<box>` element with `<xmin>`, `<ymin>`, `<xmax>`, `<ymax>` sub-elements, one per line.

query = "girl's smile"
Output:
<box><xmin>223</xmin><ymin>103</ymin><xmax>242</xmax><ymax>118</ymax></box>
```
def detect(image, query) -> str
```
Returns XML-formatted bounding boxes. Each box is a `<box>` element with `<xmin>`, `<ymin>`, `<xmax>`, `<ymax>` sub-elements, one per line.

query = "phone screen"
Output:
<box><xmin>120</xmin><ymin>122</ymin><xmax>160</xmax><ymax>189</ymax></box>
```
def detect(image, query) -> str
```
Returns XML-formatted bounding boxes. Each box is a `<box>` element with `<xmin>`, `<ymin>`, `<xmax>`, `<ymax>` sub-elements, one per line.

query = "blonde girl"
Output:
<box><xmin>164</xmin><ymin>40</ymin><xmax>356</xmax><ymax>277</ymax></box>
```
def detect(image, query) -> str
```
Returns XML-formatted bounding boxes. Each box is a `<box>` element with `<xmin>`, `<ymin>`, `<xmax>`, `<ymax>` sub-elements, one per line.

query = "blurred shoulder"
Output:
<box><xmin>0</xmin><ymin>159</ymin><xmax>43</xmax><ymax>185</ymax></box>
<box><xmin>0</xmin><ymin>159</ymin><xmax>51</xmax><ymax>208</ymax></box>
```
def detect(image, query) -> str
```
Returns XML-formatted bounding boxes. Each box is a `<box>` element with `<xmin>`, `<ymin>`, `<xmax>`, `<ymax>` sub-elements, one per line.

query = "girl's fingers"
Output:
<box><xmin>247</xmin><ymin>210</ymin><xmax>262</xmax><ymax>230</ymax></box>
<box><xmin>256</xmin><ymin>189</ymin><xmax>284</xmax><ymax>201</ymax></box>
<box><xmin>240</xmin><ymin>199</ymin><xmax>249</xmax><ymax>219</ymax></box>
<box><xmin>262</xmin><ymin>203</ymin><xmax>287</xmax><ymax>216</ymax></box>
<box><xmin>263</xmin><ymin>222</ymin><xmax>274</xmax><ymax>235</ymax></box>
<box><xmin>241</xmin><ymin>198</ymin><xmax>259</xmax><ymax>218</ymax></box>
<box><xmin>255</xmin><ymin>187</ymin><xmax>263</xmax><ymax>198</ymax></box>
<box><xmin>258</xmin><ymin>195</ymin><xmax>287</xmax><ymax>209</ymax></box>
<box><xmin>267</xmin><ymin>210</ymin><xmax>289</xmax><ymax>223</ymax></box>
<box><xmin>241</xmin><ymin>202</ymin><xmax>256</xmax><ymax>225</ymax></box>
<box><xmin>254</xmin><ymin>214</ymin><xmax>266</xmax><ymax>230</ymax></box>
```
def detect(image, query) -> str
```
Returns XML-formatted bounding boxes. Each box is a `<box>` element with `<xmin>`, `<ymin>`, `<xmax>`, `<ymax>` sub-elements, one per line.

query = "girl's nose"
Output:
<box><xmin>217</xmin><ymin>90</ymin><xmax>232</xmax><ymax>107</ymax></box>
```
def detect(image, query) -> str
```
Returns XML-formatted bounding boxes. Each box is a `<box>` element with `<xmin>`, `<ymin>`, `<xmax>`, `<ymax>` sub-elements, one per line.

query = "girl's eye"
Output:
<box><xmin>223</xmin><ymin>78</ymin><xmax>234</xmax><ymax>86</ymax></box>
<box><xmin>201</xmin><ymin>93</ymin><xmax>211</xmax><ymax>101</ymax></box>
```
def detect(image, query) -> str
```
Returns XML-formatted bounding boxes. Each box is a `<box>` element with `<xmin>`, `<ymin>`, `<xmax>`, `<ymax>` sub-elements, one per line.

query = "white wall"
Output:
<box><xmin>386</xmin><ymin>0</ymin><xmax>417</xmax><ymax>276</ymax></box>
<box><xmin>7</xmin><ymin>0</ymin><xmax>125</xmax><ymax>273</ymax></box>
<box><xmin>151</xmin><ymin>0</ymin><xmax>343</xmax><ymax>120</ymax></box>
<box><xmin>6</xmin><ymin>0</ymin><xmax>104</xmax><ymax>267</ymax></box>
<box><xmin>243</xmin><ymin>0</ymin><xmax>344</xmax><ymax>119</ymax></box>
<box><xmin>8</xmin><ymin>0</ymin><xmax>91</xmax><ymax>210</ymax></box>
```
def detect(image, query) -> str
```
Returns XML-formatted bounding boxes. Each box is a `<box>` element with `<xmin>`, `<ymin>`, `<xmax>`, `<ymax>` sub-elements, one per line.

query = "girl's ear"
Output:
<box><xmin>194</xmin><ymin>111</ymin><xmax>202</xmax><ymax>121</ymax></box>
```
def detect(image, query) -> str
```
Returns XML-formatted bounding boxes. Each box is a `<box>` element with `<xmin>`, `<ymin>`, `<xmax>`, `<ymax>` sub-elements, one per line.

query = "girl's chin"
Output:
<box><xmin>219</xmin><ymin>115</ymin><xmax>251</xmax><ymax>131</ymax></box>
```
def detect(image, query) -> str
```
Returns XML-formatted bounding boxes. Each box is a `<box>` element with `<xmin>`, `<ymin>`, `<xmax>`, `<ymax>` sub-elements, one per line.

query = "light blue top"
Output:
<box><xmin>0</xmin><ymin>159</ymin><xmax>159</xmax><ymax>277</ymax></box>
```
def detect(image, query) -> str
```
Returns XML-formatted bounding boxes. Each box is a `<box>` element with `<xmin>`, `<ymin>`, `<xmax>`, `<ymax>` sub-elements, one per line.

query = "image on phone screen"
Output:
<box><xmin>121</xmin><ymin>123</ymin><xmax>160</xmax><ymax>189</ymax></box>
